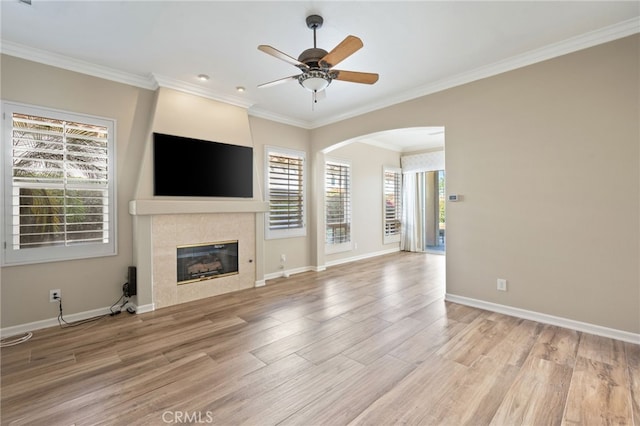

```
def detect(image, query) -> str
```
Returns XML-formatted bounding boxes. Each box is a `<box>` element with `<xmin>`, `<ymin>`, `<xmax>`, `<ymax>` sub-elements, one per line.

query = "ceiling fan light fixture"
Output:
<box><xmin>298</xmin><ymin>70</ymin><xmax>331</xmax><ymax>92</ymax></box>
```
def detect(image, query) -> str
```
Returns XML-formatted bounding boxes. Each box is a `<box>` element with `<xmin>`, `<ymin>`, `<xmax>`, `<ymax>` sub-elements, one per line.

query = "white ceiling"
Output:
<box><xmin>1</xmin><ymin>1</ymin><xmax>638</xmax><ymax>151</ymax></box>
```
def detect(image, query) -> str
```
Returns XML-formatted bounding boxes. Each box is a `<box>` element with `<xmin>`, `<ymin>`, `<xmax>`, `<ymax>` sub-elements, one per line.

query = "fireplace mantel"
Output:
<box><xmin>129</xmin><ymin>199</ymin><xmax>269</xmax><ymax>216</ymax></box>
<box><xmin>130</xmin><ymin>200</ymin><xmax>266</xmax><ymax>313</ymax></box>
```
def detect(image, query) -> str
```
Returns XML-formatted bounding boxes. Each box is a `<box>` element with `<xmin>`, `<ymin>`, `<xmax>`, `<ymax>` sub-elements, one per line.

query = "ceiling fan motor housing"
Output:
<box><xmin>298</xmin><ymin>48</ymin><xmax>329</xmax><ymax>69</ymax></box>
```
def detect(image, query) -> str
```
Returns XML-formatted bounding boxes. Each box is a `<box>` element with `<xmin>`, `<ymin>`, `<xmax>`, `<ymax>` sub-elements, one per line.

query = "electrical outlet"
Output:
<box><xmin>280</xmin><ymin>254</ymin><xmax>286</xmax><ymax>262</ymax></box>
<box><xmin>49</xmin><ymin>289</ymin><xmax>61</xmax><ymax>302</ymax></box>
<box><xmin>497</xmin><ymin>279</ymin><xmax>507</xmax><ymax>292</ymax></box>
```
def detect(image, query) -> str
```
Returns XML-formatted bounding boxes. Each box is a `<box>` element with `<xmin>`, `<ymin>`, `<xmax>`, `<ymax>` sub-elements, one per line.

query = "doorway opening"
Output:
<box><xmin>425</xmin><ymin>170</ymin><xmax>446</xmax><ymax>253</ymax></box>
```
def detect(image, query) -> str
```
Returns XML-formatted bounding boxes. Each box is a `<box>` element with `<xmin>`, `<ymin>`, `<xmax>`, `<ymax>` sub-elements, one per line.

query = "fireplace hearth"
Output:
<box><xmin>177</xmin><ymin>240</ymin><xmax>239</xmax><ymax>284</ymax></box>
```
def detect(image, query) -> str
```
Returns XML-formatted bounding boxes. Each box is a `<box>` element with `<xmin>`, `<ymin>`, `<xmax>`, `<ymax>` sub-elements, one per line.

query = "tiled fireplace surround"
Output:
<box><xmin>129</xmin><ymin>200</ymin><xmax>268</xmax><ymax>310</ymax></box>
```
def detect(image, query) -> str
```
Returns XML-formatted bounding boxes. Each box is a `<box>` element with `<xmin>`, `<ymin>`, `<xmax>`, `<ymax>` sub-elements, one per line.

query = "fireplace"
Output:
<box><xmin>130</xmin><ymin>207</ymin><xmax>264</xmax><ymax>310</ymax></box>
<box><xmin>177</xmin><ymin>240</ymin><xmax>239</xmax><ymax>284</ymax></box>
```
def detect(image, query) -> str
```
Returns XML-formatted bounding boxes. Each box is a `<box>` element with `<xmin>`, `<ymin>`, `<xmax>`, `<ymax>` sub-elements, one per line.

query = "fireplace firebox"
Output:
<box><xmin>177</xmin><ymin>240</ymin><xmax>239</xmax><ymax>284</ymax></box>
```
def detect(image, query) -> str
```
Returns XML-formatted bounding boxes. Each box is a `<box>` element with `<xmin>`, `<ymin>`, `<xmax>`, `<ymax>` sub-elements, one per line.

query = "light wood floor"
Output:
<box><xmin>1</xmin><ymin>252</ymin><xmax>639</xmax><ymax>425</ymax></box>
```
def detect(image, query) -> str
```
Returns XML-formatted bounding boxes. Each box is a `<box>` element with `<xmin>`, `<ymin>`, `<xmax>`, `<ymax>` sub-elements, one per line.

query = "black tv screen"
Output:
<box><xmin>153</xmin><ymin>133</ymin><xmax>253</xmax><ymax>197</ymax></box>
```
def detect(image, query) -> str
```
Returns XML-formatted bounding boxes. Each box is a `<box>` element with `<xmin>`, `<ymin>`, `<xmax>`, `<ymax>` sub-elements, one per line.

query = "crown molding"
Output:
<box><xmin>308</xmin><ymin>17</ymin><xmax>640</xmax><ymax>129</ymax></box>
<box><xmin>0</xmin><ymin>40</ymin><xmax>158</xmax><ymax>90</ymax></box>
<box><xmin>247</xmin><ymin>106</ymin><xmax>313</xmax><ymax>129</ymax></box>
<box><xmin>2</xmin><ymin>17</ymin><xmax>638</xmax><ymax>129</ymax></box>
<box><xmin>151</xmin><ymin>74</ymin><xmax>255</xmax><ymax>110</ymax></box>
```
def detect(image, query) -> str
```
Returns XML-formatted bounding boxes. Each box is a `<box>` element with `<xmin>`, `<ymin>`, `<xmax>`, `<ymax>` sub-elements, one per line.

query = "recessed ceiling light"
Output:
<box><xmin>236</xmin><ymin>86</ymin><xmax>246</xmax><ymax>93</ymax></box>
<box><xmin>197</xmin><ymin>74</ymin><xmax>210</xmax><ymax>81</ymax></box>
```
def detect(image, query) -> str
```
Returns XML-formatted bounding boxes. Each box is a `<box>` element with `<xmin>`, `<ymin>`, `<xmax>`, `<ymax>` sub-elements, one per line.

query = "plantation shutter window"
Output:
<box><xmin>265</xmin><ymin>147</ymin><xmax>306</xmax><ymax>239</ymax></box>
<box><xmin>325</xmin><ymin>160</ymin><xmax>351</xmax><ymax>246</ymax></box>
<box><xmin>3</xmin><ymin>102</ymin><xmax>116</xmax><ymax>265</ymax></box>
<box><xmin>384</xmin><ymin>168</ymin><xmax>402</xmax><ymax>240</ymax></box>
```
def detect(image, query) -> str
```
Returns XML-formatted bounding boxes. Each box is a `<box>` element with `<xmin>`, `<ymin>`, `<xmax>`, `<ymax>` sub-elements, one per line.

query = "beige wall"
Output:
<box><xmin>248</xmin><ymin>117</ymin><xmax>312</xmax><ymax>276</ymax></box>
<box><xmin>324</xmin><ymin>142</ymin><xmax>401</xmax><ymax>264</ymax></box>
<box><xmin>2</xmin><ymin>34</ymin><xmax>638</xmax><ymax>335</ymax></box>
<box><xmin>311</xmin><ymin>35</ymin><xmax>639</xmax><ymax>333</ymax></box>
<box><xmin>1</xmin><ymin>55</ymin><xmax>155</xmax><ymax>327</ymax></box>
<box><xmin>135</xmin><ymin>87</ymin><xmax>256</xmax><ymax>200</ymax></box>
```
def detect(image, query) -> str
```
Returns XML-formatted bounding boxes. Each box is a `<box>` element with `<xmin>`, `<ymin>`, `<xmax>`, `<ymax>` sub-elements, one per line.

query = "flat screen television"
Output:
<box><xmin>153</xmin><ymin>132</ymin><xmax>253</xmax><ymax>197</ymax></box>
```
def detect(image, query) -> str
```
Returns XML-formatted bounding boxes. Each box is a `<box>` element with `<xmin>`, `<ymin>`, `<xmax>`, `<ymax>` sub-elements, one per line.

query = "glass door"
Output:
<box><xmin>426</xmin><ymin>170</ymin><xmax>445</xmax><ymax>253</ymax></box>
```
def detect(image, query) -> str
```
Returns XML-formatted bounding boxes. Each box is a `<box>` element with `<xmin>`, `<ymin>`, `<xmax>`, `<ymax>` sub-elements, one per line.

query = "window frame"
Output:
<box><xmin>383</xmin><ymin>166</ymin><xmax>402</xmax><ymax>244</ymax></box>
<box><xmin>2</xmin><ymin>101</ymin><xmax>117</xmax><ymax>266</ymax></box>
<box><xmin>325</xmin><ymin>157</ymin><xmax>352</xmax><ymax>254</ymax></box>
<box><xmin>264</xmin><ymin>146</ymin><xmax>306</xmax><ymax>240</ymax></box>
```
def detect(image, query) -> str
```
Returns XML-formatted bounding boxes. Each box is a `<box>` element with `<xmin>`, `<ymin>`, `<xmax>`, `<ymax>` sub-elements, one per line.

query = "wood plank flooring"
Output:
<box><xmin>1</xmin><ymin>252</ymin><xmax>638</xmax><ymax>425</ymax></box>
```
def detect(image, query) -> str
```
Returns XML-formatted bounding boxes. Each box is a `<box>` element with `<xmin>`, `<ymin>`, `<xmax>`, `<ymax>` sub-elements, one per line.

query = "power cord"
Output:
<box><xmin>109</xmin><ymin>293</ymin><xmax>129</xmax><ymax>316</ymax></box>
<box><xmin>57</xmin><ymin>297</ymin><xmax>106</xmax><ymax>328</ymax></box>
<box><xmin>1</xmin><ymin>286</ymin><xmax>132</xmax><ymax>346</ymax></box>
<box><xmin>57</xmin><ymin>285</ymin><xmax>131</xmax><ymax>328</ymax></box>
<box><xmin>0</xmin><ymin>332</ymin><xmax>33</xmax><ymax>347</ymax></box>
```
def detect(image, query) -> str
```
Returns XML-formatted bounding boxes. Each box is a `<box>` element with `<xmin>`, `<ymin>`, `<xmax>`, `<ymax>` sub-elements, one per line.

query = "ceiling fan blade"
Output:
<box><xmin>332</xmin><ymin>70</ymin><xmax>379</xmax><ymax>84</ymax></box>
<box><xmin>320</xmin><ymin>35</ymin><xmax>363</xmax><ymax>68</ymax></box>
<box><xmin>258</xmin><ymin>75</ymin><xmax>298</xmax><ymax>88</ymax></box>
<box><xmin>258</xmin><ymin>45</ymin><xmax>309</xmax><ymax>70</ymax></box>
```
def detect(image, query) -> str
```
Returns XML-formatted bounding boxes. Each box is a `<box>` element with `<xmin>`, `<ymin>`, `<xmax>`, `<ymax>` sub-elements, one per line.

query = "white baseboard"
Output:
<box><xmin>134</xmin><ymin>303</ymin><xmax>155</xmax><ymax>314</ymax></box>
<box><xmin>255</xmin><ymin>279</ymin><xmax>266</xmax><ymax>287</ymax></box>
<box><xmin>0</xmin><ymin>302</ymin><xmax>158</xmax><ymax>337</ymax></box>
<box><xmin>325</xmin><ymin>247</ymin><xmax>400</xmax><ymax>268</ymax></box>
<box><xmin>264</xmin><ymin>266</ymin><xmax>314</xmax><ymax>281</ymax></box>
<box><xmin>1</xmin><ymin>306</ymin><xmax>114</xmax><ymax>338</ymax></box>
<box><xmin>262</xmin><ymin>248</ymin><xmax>401</xmax><ymax>282</ymax></box>
<box><xmin>445</xmin><ymin>293</ymin><xmax>640</xmax><ymax>344</ymax></box>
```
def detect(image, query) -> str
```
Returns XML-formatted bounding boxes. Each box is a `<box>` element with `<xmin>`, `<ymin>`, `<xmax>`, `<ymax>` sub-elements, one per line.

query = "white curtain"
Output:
<box><xmin>400</xmin><ymin>150</ymin><xmax>444</xmax><ymax>252</ymax></box>
<box><xmin>401</xmin><ymin>172</ymin><xmax>426</xmax><ymax>252</ymax></box>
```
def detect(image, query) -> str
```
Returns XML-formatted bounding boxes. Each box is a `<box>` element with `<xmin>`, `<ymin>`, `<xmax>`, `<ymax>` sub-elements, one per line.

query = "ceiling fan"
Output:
<box><xmin>257</xmin><ymin>15</ymin><xmax>379</xmax><ymax>101</ymax></box>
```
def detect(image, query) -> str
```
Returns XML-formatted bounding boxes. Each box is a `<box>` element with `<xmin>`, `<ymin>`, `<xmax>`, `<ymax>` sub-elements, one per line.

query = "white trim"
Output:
<box><xmin>0</xmin><ymin>40</ymin><xmax>158</xmax><ymax>90</ymax></box>
<box><xmin>325</xmin><ymin>157</ymin><xmax>352</xmax><ymax>250</ymax></box>
<box><xmin>2</xmin><ymin>101</ymin><xmax>118</xmax><ymax>266</ymax></box>
<box><xmin>264</xmin><ymin>266</ymin><xmax>314</xmax><ymax>281</ymax></box>
<box><xmin>0</xmin><ymin>302</ymin><xmax>157</xmax><ymax>337</ymax></box>
<box><xmin>383</xmin><ymin>166</ymin><xmax>402</xmax><ymax>244</ymax></box>
<box><xmin>2</xmin><ymin>19</ymin><xmax>637</xmax><ymax>130</ymax></box>
<box><xmin>152</xmin><ymin>74</ymin><xmax>254</xmax><ymax>109</ymax></box>
<box><xmin>248</xmin><ymin>107</ymin><xmax>311</xmax><ymax>130</ymax></box>
<box><xmin>134</xmin><ymin>303</ymin><xmax>155</xmax><ymax>314</ymax></box>
<box><xmin>264</xmin><ymin>146</ymin><xmax>307</xmax><ymax>240</ymax></box>
<box><xmin>263</xmin><ymin>251</ymin><xmax>407</xmax><ymax>279</ymax></box>
<box><xmin>325</xmin><ymin>247</ymin><xmax>400</xmax><ymax>268</ymax></box>
<box><xmin>445</xmin><ymin>293</ymin><xmax>640</xmax><ymax>345</ymax></box>
<box><xmin>307</xmin><ymin>17</ymin><xmax>640</xmax><ymax>129</ymax></box>
<box><xmin>255</xmin><ymin>280</ymin><xmax>266</xmax><ymax>287</ymax></box>
<box><xmin>0</xmin><ymin>306</ymin><xmax>112</xmax><ymax>338</ymax></box>
<box><xmin>129</xmin><ymin>200</ymin><xmax>268</xmax><ymax>216</ymax></box>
